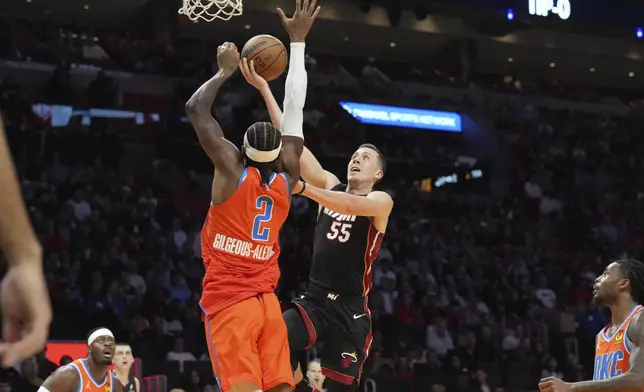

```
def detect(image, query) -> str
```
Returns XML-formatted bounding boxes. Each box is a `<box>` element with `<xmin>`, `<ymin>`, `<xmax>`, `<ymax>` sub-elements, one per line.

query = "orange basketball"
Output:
<box><xmin>241</xmin><ymin>35</ymin><xmax>287</xmax><ymax>82</ymax></box>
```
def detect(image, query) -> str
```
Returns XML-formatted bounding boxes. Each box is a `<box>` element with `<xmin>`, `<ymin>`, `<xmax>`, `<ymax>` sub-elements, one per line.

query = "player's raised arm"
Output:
<box><xmin>295</xmin><ymin>180</ymin><xmax>393</xmax><ymax>219</ymax></box>
<box><xmin>240</xmin><ymin>60</ymin><xmax>339</xmax><ymax>190</ymax></box>
<box><xmin>539</xmin><ymin>312</ymin><xmax>644</xmax><ymax>392</ymax></box>
<box><xmin>239</xmin><ymin>58</ymin><xmax>282</xmax><ymax>130</ymax></box>
<box><xmin>185</xmin><ymin>42</ymin><xmax>242</xmax><ymax>172</ymax></box>
<box><xmin>274</xmin><ymin>0</ymin><xmax>320</xmax><ymax>192</ymax></box>
<box><xmin>0</xmin><ymin>117</ymin><xmax>51</xmax><ymax>367</ymax></box>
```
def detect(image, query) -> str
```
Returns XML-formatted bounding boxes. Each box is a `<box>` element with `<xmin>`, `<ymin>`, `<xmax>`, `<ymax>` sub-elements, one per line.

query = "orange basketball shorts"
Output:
<box><xmin>202</xmin><ymin>293</ymin><xmax>294</xmax><ymax>392</ymax></box>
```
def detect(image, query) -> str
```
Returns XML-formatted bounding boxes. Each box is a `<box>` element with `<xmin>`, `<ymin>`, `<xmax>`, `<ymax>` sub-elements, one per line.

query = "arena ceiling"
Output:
<box><xmin>1</xmin><ymin>0</ymin><xmax>642</xmax><ymax>89</ymax></box>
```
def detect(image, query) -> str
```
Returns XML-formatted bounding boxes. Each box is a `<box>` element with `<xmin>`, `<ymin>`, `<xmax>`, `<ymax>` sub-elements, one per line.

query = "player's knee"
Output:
<box><xmin>283</xmin><ymin>308</ymin><xmax>309</xmax><ymax>350</ymax></box>
<box><xmin>325</xmin><ymin>379</ymin><xmax>358</xmax><ymax>392</ymax></box>
<box><xmin>293</xmin><ymin>362</ymin><xmax>303</xmax><ymax>384</ymax></box>
<box><xmin>228</xmin><ymin>381</ymin><xmax>263</xmax><ymax>392</ymax></box>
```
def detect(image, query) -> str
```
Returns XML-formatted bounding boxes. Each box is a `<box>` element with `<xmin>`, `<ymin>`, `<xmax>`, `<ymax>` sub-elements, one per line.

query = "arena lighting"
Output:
<box><xmin>507</xmin><ymin>9</ymin><xmax>514</xmax><ymax>21</ymax></box>
<box><xmin>416</xmin><ymin>169</ymin><xmax>485</xmax><ymax>193</ymax></box>
<box><xmin>637</xmin><ymin>27</ymin><xmax>643</xmax><ymax>39</ymax></box>
<box><xmin>339</xmin><ymin>101</ymin><xmax>462</xmax><ymax>132</ymax></box>
<box><xmin>528</xmin><ymin>0</ymin><xmax>571</xmax><ymax>20</ymax></box>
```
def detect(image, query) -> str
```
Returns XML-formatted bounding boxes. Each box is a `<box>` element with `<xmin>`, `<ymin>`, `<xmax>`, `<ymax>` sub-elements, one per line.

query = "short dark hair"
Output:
<box><xmin>617</xmin><ymin>258</ymin><xmax>644</xmax><ymax>305</ymax></box>
<box><xmin>359</xmin><ymin>143</ymin><xmax>386</xmax><ymax>175</ymax></box>
<box><xmin>246</xmin><ymin>122</ymin><xmax>282</xmax><ymax>156</ymax></box>
<box><xmin>244</xmin><ymin>122</ymin><xmax>282</xmax><ymax>184</ymax></box>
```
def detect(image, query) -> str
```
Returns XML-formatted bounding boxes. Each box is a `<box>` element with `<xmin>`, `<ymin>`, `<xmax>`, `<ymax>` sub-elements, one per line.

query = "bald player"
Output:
<box><xmin>38</xmin><ymin>327</ymin><xmax>122</xmax><ymax>392</ymax></box>
<box><xmin>242</xmin><ymin>71</ymin><xmax>392</xmax><ymax>391</ymax></box>
<box><xmin>113</xmin><ymin>344</ymin><xmax>139</xmax><ymax>392</ymax></box>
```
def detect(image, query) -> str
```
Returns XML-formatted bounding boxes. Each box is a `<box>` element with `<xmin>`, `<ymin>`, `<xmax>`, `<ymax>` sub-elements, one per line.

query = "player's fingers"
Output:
<box><xmin>308</xmin><ymin>0</ymin><xmax>317</xmax><ymax>15</ymax></box>
<box><xmin>0</xmin><ymin>327</ymin><xmax>48</xmax><ymax>368</ymax></box>
<box><xmin>1</xmin><ymin>316</ymin><xmax>22</xmax><ymax>345</ymax></box>
<box><xmin>311</xmin><ymin>5</ymin><xmax>321</xmax><ymax>20</ymax></box>
<box><xmin>239</xmin><ymin>59</ymin><xmax>249</xmax><ymax>78</ymax></box>
<box><xmin>249</xmin><ymin>60</ymin><xmax>258</xmax><ymax>76</ymax></box>
<box><xmin>276</xmin><ymin>7</ymin><xmax>288</xmax><ymax>22</ymax></box>
<box><xmin>295</xmin><ymin>0</ymin><xmax>302</xmax><ymax>13</ymax></box>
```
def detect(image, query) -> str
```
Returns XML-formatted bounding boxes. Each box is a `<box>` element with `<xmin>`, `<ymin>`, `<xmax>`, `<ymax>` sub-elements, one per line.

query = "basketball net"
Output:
<box><xmin>178</xmin><ymin>0</ymin><xmax>243</xmax><ymax>22</ymax></box>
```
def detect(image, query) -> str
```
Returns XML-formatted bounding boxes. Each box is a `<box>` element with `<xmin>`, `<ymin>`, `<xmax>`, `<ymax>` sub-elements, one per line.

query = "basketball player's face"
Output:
<box><xmin>593</xmin><ymin>262</ymin><xmax>628</xmax><ymax>305</ymax></box>
<box><xmin>347</xmin><ymin>148</ymin><xmax>383</xmax><ymax>184</ymax></box>
<box><xmin>89</xmin><ymin>335</ymin><xmax>116</xmax><ymax>366</ymax></box>
<box><xmin>113</xmin><ymin>345</ymin><xmax>134</xmax><ymax>369</ymax></box>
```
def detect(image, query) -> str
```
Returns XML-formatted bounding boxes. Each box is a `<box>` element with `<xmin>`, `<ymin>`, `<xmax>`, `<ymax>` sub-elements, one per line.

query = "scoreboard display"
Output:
<box><xmin>528</xmin><ymin>0</ymin><xmax>571</xmax><ymax>20</ymax></box>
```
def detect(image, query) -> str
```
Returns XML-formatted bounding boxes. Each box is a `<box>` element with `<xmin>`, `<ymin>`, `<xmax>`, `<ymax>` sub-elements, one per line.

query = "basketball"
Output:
<box><xmin>241</xmin><ymin>35</ymin><xmax>287</xmax><ymax>82</ymax></box>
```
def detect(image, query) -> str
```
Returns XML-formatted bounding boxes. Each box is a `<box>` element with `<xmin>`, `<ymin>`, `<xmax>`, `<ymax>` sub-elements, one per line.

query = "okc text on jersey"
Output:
<box><xmin>212</xmin><ymin>233</ymin><xmax>275</xmax><ymax>261</ymax></box>
<box><xmin>594</xmin><ymin>349</ymin><xmax>625</xmax><ymax>380</ymax></box>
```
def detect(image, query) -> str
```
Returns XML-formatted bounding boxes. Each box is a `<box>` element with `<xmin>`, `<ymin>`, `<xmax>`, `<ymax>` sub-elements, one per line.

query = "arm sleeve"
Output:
<box><xmin>279</xmin><ymin>42</ymin><xmax>307</xmax><ymax>139</ymax></box>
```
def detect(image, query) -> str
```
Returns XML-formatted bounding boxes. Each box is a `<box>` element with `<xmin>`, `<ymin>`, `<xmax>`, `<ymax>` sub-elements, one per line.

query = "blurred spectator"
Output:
<box><xmin>166</xmin><ymin>337</ymin><xmax>196</xmax><ymax>372</ymax></box>
<box><xmin>306</xmin><ymin>359</ymin><xmax>325</xmax><ymax>392</ymax></box>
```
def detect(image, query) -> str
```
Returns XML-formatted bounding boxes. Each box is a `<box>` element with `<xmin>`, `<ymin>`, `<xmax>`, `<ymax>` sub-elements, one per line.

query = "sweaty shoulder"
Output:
<box><xmin>627</xmin><ymin>310</ymin><xmax>644</xmax><ymax>345</ymax></box>
<box><xmin>41</xmin><ymin>364</ymin><xmax>80</xmax><ymax>392</ymax></box>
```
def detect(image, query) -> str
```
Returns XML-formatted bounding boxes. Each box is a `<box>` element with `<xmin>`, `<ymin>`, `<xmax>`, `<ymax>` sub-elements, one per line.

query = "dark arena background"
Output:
<box><xmin>0</xmin><ymin>0</ymin><xmax>643</xmax><ymax>391</ymax></box>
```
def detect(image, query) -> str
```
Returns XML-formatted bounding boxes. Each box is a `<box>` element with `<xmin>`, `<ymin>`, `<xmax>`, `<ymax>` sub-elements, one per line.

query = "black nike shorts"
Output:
<box><xmin>285</xmin><ymin>287</ymin><xmax>372</xmax><ymax>386</ymax></box>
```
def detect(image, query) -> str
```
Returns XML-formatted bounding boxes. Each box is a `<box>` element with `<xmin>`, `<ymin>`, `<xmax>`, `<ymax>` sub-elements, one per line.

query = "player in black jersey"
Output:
<box><xmin>113</xmin><ymin>344</ymin><xmax>140</xmax><ymax>392</ymax></box>
<box><xmin>241</xmin><ymin>65</ymin><xmax>393</xmax><ymax>392</ymax></box>
<box><xmin>286</xmin><ymin>146</ymin><xmax>392</xmax><ymax>392</ymax></box>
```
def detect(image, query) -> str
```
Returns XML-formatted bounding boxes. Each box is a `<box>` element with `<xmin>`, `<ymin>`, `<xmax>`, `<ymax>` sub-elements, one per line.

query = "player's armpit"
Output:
<box><xmin>301</xmin><ymin>185</ymin><xmax>393</xmax><ymax>218</ymax></box>
<box><xmin>281</xmin><ymin>136</ymin><xmax>304</xmax><ymax>193</ymax></box>
<box><xmin>112</xmin><ymin>377</ymin><xmax>125</xmax><ymax>392</ymax></box>
<box><xmin>260</xmin><ymin>87</ymin><xmax>283</xmax><ymax>130</ymax></box>
<box><xmin>40</xmin><ymin>365</ymin><xmax>79</xmax><ymax>392</ymax></box>
<box><xmin>185</xmin><ymin>70</ymin><xmax>242</xmax><ymax>173</ymax></box>
<box><xmin>567</xmin><ymin>312</ymin><xmax>644</xmax><ymax>392</ymax></box>
<box><xmin>300</xmin><ymin>147</ymin><xmax>341</xmax><ymax>190</ymax></box>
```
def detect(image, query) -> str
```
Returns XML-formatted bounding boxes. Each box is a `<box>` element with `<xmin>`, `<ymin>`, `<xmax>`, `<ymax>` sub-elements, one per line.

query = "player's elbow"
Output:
<box><xmin>185</xmin><ymin>100</ymin><xmax>199</xmax><ymax>115</ymax></box>
<box><xmin>627</xmin><ymin>372</ymin><xmax>644</xmax><ymax>390</ymax></box>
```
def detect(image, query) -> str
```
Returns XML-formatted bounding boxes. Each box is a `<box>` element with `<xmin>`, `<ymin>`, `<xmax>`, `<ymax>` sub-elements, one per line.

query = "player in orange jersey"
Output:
<box><xmin>184</xmin><ymin>1</ymin><xmax>319</xmax><ymax>391</ymax></box>
<box><xmin>37</xmin><ymin>327</ymin><xmax>122</xmax><ymax>392</ymax></box>
<box><xmin>539</xmin><ymin>258</ymin><xmax>644</xmax><ymax>392</ymax></box>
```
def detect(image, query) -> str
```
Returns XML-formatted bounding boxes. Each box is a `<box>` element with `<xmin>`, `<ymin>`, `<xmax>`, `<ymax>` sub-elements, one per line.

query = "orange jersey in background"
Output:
<box><xmin>594</xmin><ymin>304</ymin><xmax>644</xmax><ymax>380</ymax></box>
<box><xmin>67</xmin><ymin>358</ymin><xmax>114</xmax><ymax>392</ymax></box>
<box><xmin>200</xmin><ymin>167</ymin><xmax>290</xmax><ymax>317</ymax></box>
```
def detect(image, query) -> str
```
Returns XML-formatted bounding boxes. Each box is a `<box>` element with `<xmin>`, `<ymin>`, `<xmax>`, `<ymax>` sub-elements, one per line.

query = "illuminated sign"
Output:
<box><xmin>528</xmin><ymin>0</ymin><xmax>571</xmax><ymax>20</ymax></box>
<box><xmin>46</xmin><ymin>341</ymin><xmax>88</xmax><ymax>364</ymax></box>
<box><xmin>339</xmin><ymin>101</ymin><xmax>462</xmax><ymax>132</ymax></box>
<box><xmin>416</xmin><ymin>169</ymin><xmax>484</xmax><ymax>192</ymax></box>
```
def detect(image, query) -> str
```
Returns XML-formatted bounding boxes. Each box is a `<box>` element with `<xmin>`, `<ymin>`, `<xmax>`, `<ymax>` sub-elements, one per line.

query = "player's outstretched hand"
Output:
<box><xmin>0</xmin><ymin>263</ymin><xmax>52</xmax><ymax>367</ymax></box>
<box><xmin>538</xmin><ymin>377</ymin><xmax>572</xmax><ymax>392</ymax></box>
<box><xmin>217</xmin><ymin>42</ymin><xmax>240</xmax><ymax>77</ymax></box>
<box><xmin>277</xmin><ymin>0</ymin><xmax>321</xmax><ymax>42</ymax></box>
<box><xmin>240</xmin><ymin>58</ymin><xmax>268</xmax><ymax>91</ymax></box>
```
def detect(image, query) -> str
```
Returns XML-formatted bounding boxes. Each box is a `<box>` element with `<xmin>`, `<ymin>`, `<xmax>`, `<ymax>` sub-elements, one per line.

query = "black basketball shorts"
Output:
<box><xmin>285</xmin><ymin>289</ymin><xmax>373</xmax><ymax>386</ymax></box>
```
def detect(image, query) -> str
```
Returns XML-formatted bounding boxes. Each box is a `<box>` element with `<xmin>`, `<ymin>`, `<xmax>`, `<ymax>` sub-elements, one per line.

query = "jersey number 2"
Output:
<box><xmin>327</xmin><ymin>222</ymin><xmax>352</xmax><ymax>243</ymax></box>
<box><xmin>252</xmin><ymin>196</ymin><xmax>274</xmax><ymax>242</ymax></box>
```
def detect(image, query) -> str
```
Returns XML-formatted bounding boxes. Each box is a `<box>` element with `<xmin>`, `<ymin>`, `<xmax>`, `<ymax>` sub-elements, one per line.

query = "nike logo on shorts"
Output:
<box><xmin>353</xmin><ymin>314</ymin><xmax>366</xmax><ymax>319</ymax></box>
